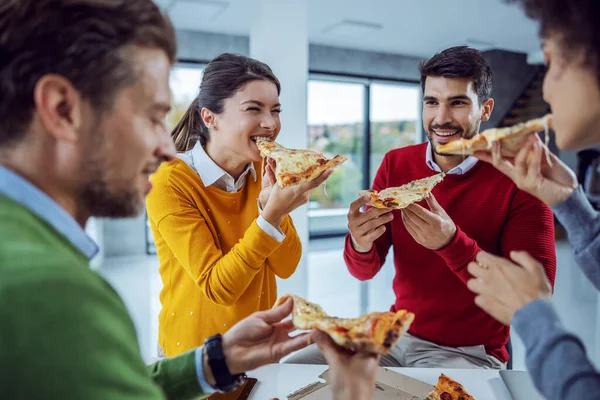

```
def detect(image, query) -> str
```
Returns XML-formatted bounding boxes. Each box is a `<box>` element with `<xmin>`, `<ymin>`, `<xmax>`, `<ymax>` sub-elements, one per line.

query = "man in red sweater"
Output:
<box><xmin>287</xmin><ymin>46</ymin><xmax>556</xmax><ymax>368</ymax></box>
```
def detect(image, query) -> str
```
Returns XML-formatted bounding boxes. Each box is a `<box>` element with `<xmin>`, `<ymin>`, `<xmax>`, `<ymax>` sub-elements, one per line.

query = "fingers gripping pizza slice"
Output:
<box><xmin>276</xmin><ymin>294</ymin><xmax>415</xmax><ymax>355</ymax></box>
<box><xmin>435</xmin><ymin>114</ymin><xmax>551</xmax><ymax>158</ymax></box>
<box><xmin>359</xmin><ymin>173</ymin><xmax>445</xmax><ymax>209</ymax></box>
<box><xmin>256</xmin><ymin>140</ymin><xmax>347</xmax><ymax>187</ymax></box>
<box><xmin>426</xmin><ymin>374</ymin><xmax>475</xmax><ymax>400</ymax></box>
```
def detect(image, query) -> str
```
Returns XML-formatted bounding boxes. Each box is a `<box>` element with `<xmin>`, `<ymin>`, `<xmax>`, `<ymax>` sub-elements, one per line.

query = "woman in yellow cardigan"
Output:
<box><xmin>146</xmin><ymin>53</ymin><xmax>332</xmax><ymax>357</ymax></box>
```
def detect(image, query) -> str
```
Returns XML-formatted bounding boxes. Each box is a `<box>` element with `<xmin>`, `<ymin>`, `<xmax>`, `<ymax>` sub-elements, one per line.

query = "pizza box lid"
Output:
<box><xmin>287</xmin><ymin>367</ymin><xmax>434</xmax><ymax>400</ymax></box>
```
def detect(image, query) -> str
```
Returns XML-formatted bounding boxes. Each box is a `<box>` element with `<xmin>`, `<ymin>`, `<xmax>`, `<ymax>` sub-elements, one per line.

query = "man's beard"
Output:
<box><xmin>77</xmin><ymin>131</ymin><xmax>142</xmax><ymax>218</ymax></box>
<box><xmin>78</xmin><ymin>175</ymin><xmax>141</xmax><ymax>218</ymax></box>
<box><xmin>428</xmin><ymin>122</ymin><xmax>479</xmax><ymax>157</ymax></box>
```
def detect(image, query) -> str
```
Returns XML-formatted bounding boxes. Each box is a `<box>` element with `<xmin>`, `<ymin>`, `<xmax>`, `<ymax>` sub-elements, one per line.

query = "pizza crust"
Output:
<box><xmin>359</xmin><ymin>173</ymin><xmax>445</xmax><ymax>209</ymax></box>
<box><xmin>435</xmin><ymin>114</ymin><xmax>551</xmax><ymax>158</ymax></box>
<box><xmin>256</xmin><ymin>140</ymin><xmax>348</xmax><ymax>187</ymax></box>
<box><xmin>276</xmin><ymin>294</ymin><xmax>415</xmax><ymax>355</ymax></box>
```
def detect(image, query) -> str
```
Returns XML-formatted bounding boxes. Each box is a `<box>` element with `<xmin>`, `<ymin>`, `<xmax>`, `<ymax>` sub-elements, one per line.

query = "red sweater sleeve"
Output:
<box><xmin>344</xmin><ymin>153</ymin><xmax>393</xmax><ymax>281</ymax></box>
<box><xmin>499</xmin><ymin>190</ymin><xmax>557</xmax><ymax>287</ymax></box>
<box><xmin>434</xmin><ymin>189</ymin><xmax>556</xmax><ymax>286</ymax></box>
<box><xmin>433</xmin><ymin>225</ymin><xmax>483</xmax><ymax>283</ymax></box>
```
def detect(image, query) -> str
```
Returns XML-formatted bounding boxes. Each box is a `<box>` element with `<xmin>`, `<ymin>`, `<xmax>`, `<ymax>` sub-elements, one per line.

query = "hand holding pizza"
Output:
<box><xmin>347</xmin><ymin>195</ymin><xmax>394</xmax><ymax>253</ymax></box>
<box><xmin>466</xmin><ymin>251</ymin><xmax>552</xmax><ymax>325</ymax></box>
<box><xmin>261</xmin><ymin>164</ymin><xmax>333</xmax><ymax>227</ymax></box>
<box><xmin>258</xmin><ymin>158</ymin><xmax>277</xmax><ymax>211</ymax></box>
<box><xmin>474</xmin><ymin>134</ymin><xmax>578</xmax><ymax>207</ymax></box>
<box><xmin>313</xmin><ymin>330</ymin><xmax>379</xmax><ymax>400</ymax></box>
<box><xmin>216</xmin><ymin>298</ymin><xmax>312</xmax><ymax>379</ymax></box>
<box><xmin>401</xmin><ymin>193</ymin><xmax>456</xmax><ymax>250</ymax></box>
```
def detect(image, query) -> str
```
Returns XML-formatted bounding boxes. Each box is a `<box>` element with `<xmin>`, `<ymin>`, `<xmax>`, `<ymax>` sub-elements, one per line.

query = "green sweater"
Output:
<box><xmin>0</xmin><ymin>194</ymin><xmax>206</xmax><ymax>399</ymax></box>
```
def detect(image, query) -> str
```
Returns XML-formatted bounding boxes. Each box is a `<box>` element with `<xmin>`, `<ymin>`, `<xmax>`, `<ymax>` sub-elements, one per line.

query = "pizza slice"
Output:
<box><xmin>256</xmin><ymin>140</ymin><xmax>347</xmax><ymax>187</ymax></box>
<box><xmin>435</xmin><ymin>114</ymin><xmax>551</xmax><ymax>158</ymax></box>
<box><xmin>426</xmin><ymin>374</ymin><xmax>475</xmax><ymax>400</ymax></box>
<box><xmin>359</xmin><ymin>173</ymin><xmax>445</xmax><ymax>209</ymax></box>
<box><xmin>275</xmin><ymin>294</ymin><xmax>415</xmax><ymax>355</ymax></box>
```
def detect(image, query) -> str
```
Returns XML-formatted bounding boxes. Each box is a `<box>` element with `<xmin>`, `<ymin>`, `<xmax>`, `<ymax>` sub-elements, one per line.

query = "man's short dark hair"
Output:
<box><xmin>507</xmin><ymin>0</ymin><xmax>599</xmax><ymax>83</ymax></box>
<box><xmin>419</xmin><ymin>46</ymin><xmax>493</xmax><ymax>104</ymax></box>
<box><xmin>0</xmin><ymin>0</ymin><xmax>177</xmax><ymax>147</ymax></box>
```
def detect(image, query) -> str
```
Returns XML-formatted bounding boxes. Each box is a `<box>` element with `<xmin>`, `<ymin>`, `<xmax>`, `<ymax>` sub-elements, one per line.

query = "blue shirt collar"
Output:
<box><xmin>0</xmin><ymin>165</ymin><xmax>99</xmax><ymax>260</ymax></box>
<box><xmin>425</xmin><ymin>141</ymin><xmax>478</xmax><ymax>175</ymax></box>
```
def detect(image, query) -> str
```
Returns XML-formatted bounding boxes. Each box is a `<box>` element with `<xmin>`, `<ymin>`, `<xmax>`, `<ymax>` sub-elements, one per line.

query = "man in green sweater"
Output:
<box><xmin>0</xmin><ymin>0</ymin><xmax>323</xmax><ymax>398</ymax></box>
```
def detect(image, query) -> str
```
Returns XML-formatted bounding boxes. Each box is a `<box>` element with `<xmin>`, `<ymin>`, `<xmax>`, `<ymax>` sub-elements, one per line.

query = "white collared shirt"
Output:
<box><xmin>425</xmin><ymin>141</ymin><xmax>478</xmax><ymax>175</ymax></box>
<box><xmin>178</xmin><ymin>141</ymin><xmax>285</xmax><ymax>242</ymax></box>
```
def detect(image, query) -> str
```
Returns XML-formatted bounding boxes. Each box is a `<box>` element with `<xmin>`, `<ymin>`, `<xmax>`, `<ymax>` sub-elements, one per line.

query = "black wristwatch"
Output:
<box><xmin>204</xmin><ymin>334</ymin><xmax>246</xmax><ymax>392</ymax></box>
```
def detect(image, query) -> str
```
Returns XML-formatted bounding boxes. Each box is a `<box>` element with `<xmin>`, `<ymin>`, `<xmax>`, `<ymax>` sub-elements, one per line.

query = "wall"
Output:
<box><xmin>176</xmin><ymin>29</ymin><xmax>423</xmax><ymax>82</ymax></box>
<box><xmin>480</xmin><ymin>50</ymin><xmax>539</xmax><ymax>130</ymax></box>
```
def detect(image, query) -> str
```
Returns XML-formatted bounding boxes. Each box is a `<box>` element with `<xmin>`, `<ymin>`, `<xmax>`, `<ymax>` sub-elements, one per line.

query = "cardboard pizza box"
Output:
<box><xmin>287</xmin><ymin>367</ymin><xmax>434</xmax><ymax>400</ymax></box>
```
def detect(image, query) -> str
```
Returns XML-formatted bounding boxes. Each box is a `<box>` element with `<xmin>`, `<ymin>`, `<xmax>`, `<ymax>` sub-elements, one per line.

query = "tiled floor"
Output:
<box><xmin>99</xmin><ymin>238</ymin><xmax>599</xmax><ymax>371</ymax></box>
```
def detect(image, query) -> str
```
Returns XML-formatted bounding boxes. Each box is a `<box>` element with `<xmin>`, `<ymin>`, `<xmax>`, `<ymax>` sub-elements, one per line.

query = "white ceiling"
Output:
<box><xmin>156</xmin><ymin>0</ymin><xmax>542</xmax><ymax>58</ymax></box>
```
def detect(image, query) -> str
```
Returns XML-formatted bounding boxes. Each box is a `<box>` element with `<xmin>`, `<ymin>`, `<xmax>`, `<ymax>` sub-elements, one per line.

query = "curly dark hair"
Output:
<box><xmin>419</xmin><ymin>46</ymin><xmax>493</xmax><ymax>104</ymax></box>
<box><xmin>507</xmin><ymin>0</ymin><xmax>599</xmax><ymax>80</ymax></box>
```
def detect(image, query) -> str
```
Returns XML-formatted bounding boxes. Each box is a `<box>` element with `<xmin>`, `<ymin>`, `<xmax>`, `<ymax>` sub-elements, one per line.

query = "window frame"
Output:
<box><xmin>308</xmin><ymin>73</ymin><xmax>423</xmax><ymax>239</ymax></box>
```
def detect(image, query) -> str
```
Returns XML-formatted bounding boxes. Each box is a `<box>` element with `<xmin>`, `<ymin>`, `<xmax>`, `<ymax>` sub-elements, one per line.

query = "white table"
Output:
<box><xmin>248</xmin><ymin>364</ymin><xmax>514</xmax><ymax>399</ymax></box>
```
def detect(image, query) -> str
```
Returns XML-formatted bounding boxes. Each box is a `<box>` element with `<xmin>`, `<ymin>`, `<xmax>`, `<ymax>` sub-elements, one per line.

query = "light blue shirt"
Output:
<box><xmin>0</xmin><ymin>165</ymin><xmax>215</xmax><ymax>394</ymax></box>
<box><xmin>425</xmin><ymin>141</ymin><xmax>478</xmax><ymax>175</ymax></box>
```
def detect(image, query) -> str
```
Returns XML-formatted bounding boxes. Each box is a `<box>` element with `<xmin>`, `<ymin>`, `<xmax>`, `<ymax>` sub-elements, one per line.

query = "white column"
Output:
<box><xmin>250</xmin><ymin>0</ymin><xmax>309</xmax><ymax>298</ymax></box>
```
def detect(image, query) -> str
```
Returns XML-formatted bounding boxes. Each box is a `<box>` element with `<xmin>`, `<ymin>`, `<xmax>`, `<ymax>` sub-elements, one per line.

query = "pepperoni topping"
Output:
<box><xmin>440</xmin><ymin>392</ymin><xmax>452</xmax><ymax>400</ymax></box>
<box><xmin>335</xmin><ymin>326</ymin><xmax>349</xmax><ymax>333</ymax></box>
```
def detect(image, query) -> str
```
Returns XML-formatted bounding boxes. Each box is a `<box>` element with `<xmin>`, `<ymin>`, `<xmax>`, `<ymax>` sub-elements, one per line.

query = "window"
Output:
<box><xmin>166</xmin><ymin>63</ymin><xmax>205</xmax><ymax>131</ymax></box>
<box><xmin>307</xmin><ymin>80</ymin><xmax>365</xmax><ymax>237</ymax></box>
<box><xmin>370</xmin><ymin>83</ymin><xmax>421</xmax><ymax>183</ymax></box>
<box><xmin>307</xmin><ymin>77</ymin><xmax>422</xmax><ymax>238</ymax></box>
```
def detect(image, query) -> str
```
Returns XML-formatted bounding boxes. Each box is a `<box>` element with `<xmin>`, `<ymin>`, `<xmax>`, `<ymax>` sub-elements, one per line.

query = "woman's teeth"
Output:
<box><xmin>252</xmin><ymin>136</ymin><xmax>272</xmax><ymax>142</ymax></box>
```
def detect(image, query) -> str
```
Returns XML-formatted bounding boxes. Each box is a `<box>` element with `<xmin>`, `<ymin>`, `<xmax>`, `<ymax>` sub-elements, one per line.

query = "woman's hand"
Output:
<box><xmin>474</xmin><ymin>134</ymin><xmax>578</xmax><ymax>207</ymax></box>
<box><xmin>261</xmin><ymin>160</ymin><xmax>333</xmax><ymax>227</ymax></box>
<box><xmin>258</xmin><ymin>158</ymin><xmax>277</xmax><ymax>210</ymax></box>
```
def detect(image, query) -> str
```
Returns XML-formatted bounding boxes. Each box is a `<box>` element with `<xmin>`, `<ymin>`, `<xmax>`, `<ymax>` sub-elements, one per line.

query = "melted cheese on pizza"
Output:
<box><xmin>436</xmin><ymin>114</ymin><xmax>552</xmax><ymax>157</ymax></box>
<box><xmin>276</xmin><ymin>294</ymin><xmax>415</xmax><ymax>355</ymax></box>
<box><xmin>256</xmin><ymin>140</ymin><xmax>347</xmax><ymax>187</ymax></box>
<box><xmin>361</xmin><ymin>173</ymin><xmax>445</xmax><ymax>209</ymax></box>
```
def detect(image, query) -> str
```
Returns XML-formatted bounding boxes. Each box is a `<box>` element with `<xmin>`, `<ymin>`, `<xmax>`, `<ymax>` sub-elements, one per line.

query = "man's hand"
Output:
<box><xmin>347</xmin><ymin>195</ymin><xmax>393</xmax><ymax>253</ymax></box>
<box><xmin>466</xmin><ymin>251</ymin><xmax>552</xmax><ymax>325</ymax></box>
<box><xmin>401</xmin><ymin>193</ymin><xmax>456</xmax><ymax>250</ymax></box>
<box><xmin>203</xmin><ymin>298</ymin><xmax>312</xmax><ymax>385</ymax></box>
<box><xmin>474</xmin><ymin>134</ymin><xmax>578</xmax><ymax>207</ymax></box>
<box><xmin>313</xmin><ymin>330</ymin><xmax>379</xmax><ymax>400</ymax></box>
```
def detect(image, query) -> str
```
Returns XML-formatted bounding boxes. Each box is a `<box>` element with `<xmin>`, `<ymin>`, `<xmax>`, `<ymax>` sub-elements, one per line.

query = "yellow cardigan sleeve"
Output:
<box><xmin>147</xmin><ymin>171</ymin><xmax>284</xmax><ymax>307</ymax></box>
<box><xmin>266</xmin><ymin>215</ymin><xmax>302</xmax><ymax>279</ymax></box>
